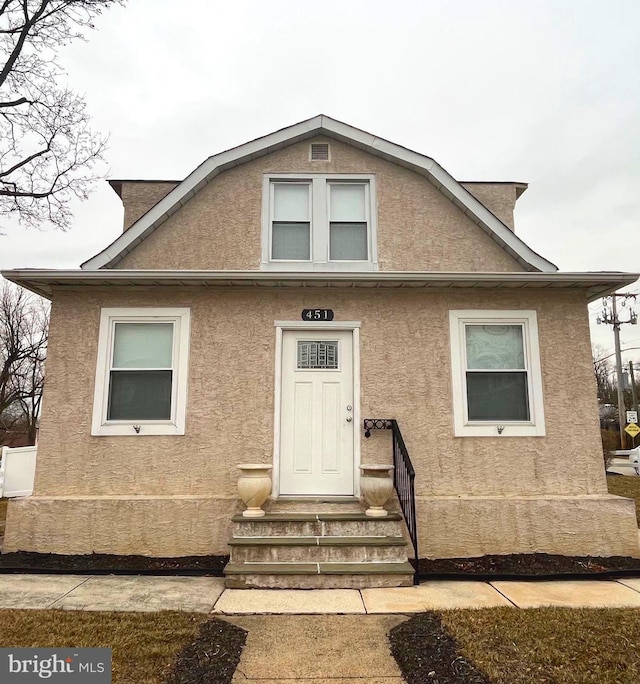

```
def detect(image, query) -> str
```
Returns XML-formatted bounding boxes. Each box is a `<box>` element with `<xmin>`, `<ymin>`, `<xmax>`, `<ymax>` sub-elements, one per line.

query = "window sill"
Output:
<box><xmin>91</xmin><ymin>422</ymin><xmax>185</xmax><ymax>437</ymax></box>
<box><xmin>260</xmin><ymin>261</ymin><xmax>378</xmax><ymax>272</ymax></box>
<box><xmin>454</xmin><ymin>423</ymin><xmax>546</xmax><ymax>437</ymax></box>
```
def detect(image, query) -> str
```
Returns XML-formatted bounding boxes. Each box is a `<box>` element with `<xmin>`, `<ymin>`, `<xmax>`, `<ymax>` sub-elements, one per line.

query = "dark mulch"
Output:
<box><xmin>165</xmin><ymin>617</ymin><xmax>247</xmax><ymax>684</ymax></box>
<box><xmin>0</xmin><ymin>551</ymin><xmax>229</xmax><ymax>575</ymax></box>
<box><xmin>418</xmin><ymin>553</ymin><xmax>640</xmax><ymax>579</ymax></box>
<box><xmin>390</xmin><ymin>612</ymin><xmax>489</xmax><ymax>684</ymax></box>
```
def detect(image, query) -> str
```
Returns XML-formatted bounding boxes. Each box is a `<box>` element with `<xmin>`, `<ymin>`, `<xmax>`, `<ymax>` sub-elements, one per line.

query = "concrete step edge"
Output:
<box><xmin>228</xmin><ymin>536</ymin><xmax>407</xmax><ymax>547</ymax></box>
<box><xmin>223</xmin><ymin>561</ymin><xmax>415</xmax><ymax>576</ymax></box>
<box><xmin>231</xmin><ymin>512</ymin><xmax>403</xmax><ymax>523</ymax></box>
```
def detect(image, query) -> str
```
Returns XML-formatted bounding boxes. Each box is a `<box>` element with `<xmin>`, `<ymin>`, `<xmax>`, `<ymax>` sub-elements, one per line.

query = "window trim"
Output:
<box><xmin>261</xmin><ymin>173</ymin><xmax>378</xmax><ymax>271</ymax></box>
<box><xmin>91</xmin><ymin>307</ymin><xmax>191</xmax><ymax>436</ymax></box>
<box><xmin>449</xmin><ymin>310</ymin><xmax>546</xmax><ymax>437</ymax></box>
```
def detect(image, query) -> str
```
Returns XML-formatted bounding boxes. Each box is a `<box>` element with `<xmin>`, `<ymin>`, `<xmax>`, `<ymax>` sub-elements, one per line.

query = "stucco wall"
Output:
<box><xmin>6</xmin><ymin>285</ymin><xmax>637</xmax><ymax>557</ymax></box>
<box><xmin>28</xmin><ymin>286</ymin><xmax>604</xmax><ymax>497</ymax></box>
<box><xmin>118</xmin><ymin>181</ymin><xmax>179</xmax><ymax>232</ymax></box>
<box><xmin>115</xmin><ymin>138</ymin><xmax>524</xmax><ymax>272</ymax></box>
<box><xmin>461</xmin><ymin>183</ymin><xmax>521</xmax><ymax>231</ymax></box>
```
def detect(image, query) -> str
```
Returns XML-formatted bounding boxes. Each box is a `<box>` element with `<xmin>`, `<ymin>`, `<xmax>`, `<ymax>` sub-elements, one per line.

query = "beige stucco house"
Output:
<box><xmin>3</xmin><ymin>115</ymin><xmax>639</xmax><ymax>588</ymax></box>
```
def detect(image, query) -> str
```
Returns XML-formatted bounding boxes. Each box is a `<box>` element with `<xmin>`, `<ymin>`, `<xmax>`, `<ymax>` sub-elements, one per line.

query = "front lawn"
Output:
<box><xmin>0</xmin><ymin>610</ymin><xmax>246</xmax><ymax>684</ymax></box>
<box><xmin>607</xmin><ymin>475</ymin><xmax>640</xmax><ymax>525</ymax></box>
<box><xmin>392</xmin><ymin>607</ymin><xmax>640</xmax><ymax>684</ymax></box>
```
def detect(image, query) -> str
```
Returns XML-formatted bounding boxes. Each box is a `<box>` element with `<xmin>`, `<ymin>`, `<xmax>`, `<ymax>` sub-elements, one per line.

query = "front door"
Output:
<box><xmin>280</xmin><ymin>330</ymin><xmax>354</xmax><ymax>496</ymax></box>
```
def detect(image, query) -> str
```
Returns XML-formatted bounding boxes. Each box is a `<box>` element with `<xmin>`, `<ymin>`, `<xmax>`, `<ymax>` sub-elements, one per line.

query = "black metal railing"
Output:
<box><xmin>363</xmin><ymin>418</ymin><xmax>418</xmax><ymax>584</ymax></box>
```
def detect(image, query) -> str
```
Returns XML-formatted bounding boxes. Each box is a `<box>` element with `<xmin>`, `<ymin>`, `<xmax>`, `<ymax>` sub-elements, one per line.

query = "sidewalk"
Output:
<box><xmin>0</xmin><ymin>574</ymin><xmax>639</xmax><ymax>613</ymax></box>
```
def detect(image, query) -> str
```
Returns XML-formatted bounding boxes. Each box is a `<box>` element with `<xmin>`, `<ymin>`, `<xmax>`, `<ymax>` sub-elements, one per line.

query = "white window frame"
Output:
<box><xmin>449</xmin><ymin>310</ymin><xmax>546</xmax><ymax>437</ymax></box>
<box><xmin>261</xmin><ymin>173</ymin><xmax>378</xmax><ymax>271</ymax></box>
<box><xmin>91</xmin><ymin>307</ymin><xmax>191</xmax><ymax>436</ymax></box>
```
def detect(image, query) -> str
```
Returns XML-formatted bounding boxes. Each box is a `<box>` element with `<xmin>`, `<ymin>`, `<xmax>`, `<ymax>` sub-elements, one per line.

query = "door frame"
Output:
<box><xmin>272</xmin><ymin>321</ymin><xmax>361</xmax><ymax>498</ymax></box>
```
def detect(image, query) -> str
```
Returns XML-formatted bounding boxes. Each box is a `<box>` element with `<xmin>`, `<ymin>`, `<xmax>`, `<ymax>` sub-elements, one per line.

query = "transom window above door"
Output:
<box><xmin>261</xmin><ymin>174</ymin><xmax>378</xmax><ymax>271</ymax></box>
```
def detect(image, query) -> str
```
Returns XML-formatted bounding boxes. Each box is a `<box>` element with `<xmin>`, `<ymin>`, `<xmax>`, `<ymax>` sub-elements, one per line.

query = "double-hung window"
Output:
<box><xmin>449</xmin><ymin>310</ymin><xmax>545</xmax><ymax>437</ymax></box>
<box><xmin>92</xmin><ymin>308</ymin><xmax>190</xmax><ymax>436</ymax></box>
<box><xmin>263</xmin><ymin>174</ymin><xmax>377</xmax><ymax>271</ymax></box>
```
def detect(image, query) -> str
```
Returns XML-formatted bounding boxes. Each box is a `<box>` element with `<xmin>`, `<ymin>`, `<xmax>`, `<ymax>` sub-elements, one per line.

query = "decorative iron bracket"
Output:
<box><xmin>363</xmin><ymin>419</ymin><xmax>393</xmax><ymax>438</ymax></box>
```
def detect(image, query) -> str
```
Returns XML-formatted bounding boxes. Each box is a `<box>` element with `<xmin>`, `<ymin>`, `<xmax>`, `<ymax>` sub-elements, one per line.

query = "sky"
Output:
<box><xmin>0</xmin><ymin>0</ymin><xmax>639</xmax><ymax>365</ymax></box>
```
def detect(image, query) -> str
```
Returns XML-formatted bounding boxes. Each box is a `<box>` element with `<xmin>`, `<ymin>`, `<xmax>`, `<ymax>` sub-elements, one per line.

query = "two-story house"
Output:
<box><xmin>3</xmin><ymin>115</ymin><xmax>639</xmax><ymax>588</ymax></box>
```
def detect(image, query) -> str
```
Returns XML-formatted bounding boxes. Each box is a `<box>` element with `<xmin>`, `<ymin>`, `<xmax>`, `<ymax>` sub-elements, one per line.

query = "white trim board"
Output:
<box><xmin>80</xmin><ymin>115</ymin><xmax>557</xmax><ymax>273</ymax></box>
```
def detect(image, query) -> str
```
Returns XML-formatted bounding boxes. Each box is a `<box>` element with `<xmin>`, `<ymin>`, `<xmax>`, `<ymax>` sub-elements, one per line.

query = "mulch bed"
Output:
<box><xmin>165</xmin><ymin>617</ymin><xmax>247</xmax><ymax>684</ymax></box>
<box><xmin>0</xmin><ymin>551</ymin><xmax>229</xmax><ymax>575</ymax></box>
<box><xmin>2</xmin><ymin>550</ymin><xmax>640</xmax><ymax>578</ymax></box>
<box><xmin>390</xmin><ymin>612</ymin><xmax>489</xmax><ymax>684</ymax></box>
<box><xmin>418</xmin><ymin>553</ymin><xmax>640</xmax><ymax>580</ymax></box>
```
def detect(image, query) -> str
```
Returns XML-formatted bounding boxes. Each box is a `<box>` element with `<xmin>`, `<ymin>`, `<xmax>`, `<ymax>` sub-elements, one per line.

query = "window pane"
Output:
<box><xmin>466</xmin><ymin>372</ymin><xmax>529</xmax><ymax>421</ymax></box>
<box><xmin>330</xmin><ymin>223</ymin><xmax>367</xmax><ymax>260</ymax></box>
<box><xmin>330</xmin><ymin>184</ymin><xmax>366</xmax><ymax>221</ymax></box>
<box><xmin>273</xmin><ymin>183</ymin><xmax>309</xmax><ymax>220</ymax></box>
<box><xmin>465</xmin><ymin>325</ymin><xmax>525</xmax><ymax>369</ymax></box>
<box><xmin>108</xmin><ymin>370</ymin><xmax>172</xmax><ymax>420</ymax></box>
<box><xmin>297</xmin><ymin>341</ymin><xmax>338</xmax><ymax>369</ymax></box>
<box><xmin>113</xmin><ymin>323</ymin><xmax>173</xmax><ymax>369</ymax></box>
<box><xmin>272</xmin><ymin>222</ymin><xmax>310</xmax><ymax>260</ymax></box>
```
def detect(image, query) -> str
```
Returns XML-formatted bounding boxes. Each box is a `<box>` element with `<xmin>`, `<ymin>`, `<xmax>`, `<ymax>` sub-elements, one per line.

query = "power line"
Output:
<box><xmin>596</xmin><ymin>293</ymin><xmax>638</xmax><ymax>449</ymax></box>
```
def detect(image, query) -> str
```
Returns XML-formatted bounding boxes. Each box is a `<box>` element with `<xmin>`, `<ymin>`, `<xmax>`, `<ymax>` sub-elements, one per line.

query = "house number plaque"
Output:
<box><xmin>302</xmin><ymin>309</ymin><xmax>334</xmax><ymax>321</ymax></box>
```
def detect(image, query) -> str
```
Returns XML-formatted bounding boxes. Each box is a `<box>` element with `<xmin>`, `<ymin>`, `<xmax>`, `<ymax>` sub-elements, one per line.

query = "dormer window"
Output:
<box><xmin>262</xmin><ymin>174</ymin><xmax>377</xmax><ymax>271</ymax></box>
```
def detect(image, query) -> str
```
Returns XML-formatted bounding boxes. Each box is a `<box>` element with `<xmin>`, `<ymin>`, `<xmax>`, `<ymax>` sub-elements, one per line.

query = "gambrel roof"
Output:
<box><xmin>82</xmin><ymin>115</ymin><xmax>557</xmax><ymax>272</ymax></box>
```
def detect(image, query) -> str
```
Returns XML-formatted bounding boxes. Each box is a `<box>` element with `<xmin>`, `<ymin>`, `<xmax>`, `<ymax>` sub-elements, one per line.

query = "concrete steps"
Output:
<box><xmin>224</xmin><ymin>512</ymin><xmax>414</xmax><ymax>589</ymax></box>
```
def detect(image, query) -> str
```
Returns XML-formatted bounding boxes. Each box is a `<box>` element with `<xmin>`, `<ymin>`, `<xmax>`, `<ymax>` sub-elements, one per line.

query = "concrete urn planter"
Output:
<box><xmin>359</xmin><ymin>465</ymin><xmax>394</xmax><ymax>517</ymax></box>
<box><xmin>237</xmin><ymin>464</ymin><xmax>273</xmax><ymax>518</ymax></box>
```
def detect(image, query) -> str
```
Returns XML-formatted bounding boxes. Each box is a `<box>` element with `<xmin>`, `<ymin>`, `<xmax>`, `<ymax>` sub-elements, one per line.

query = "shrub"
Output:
<box><xmin>601</xmin><ymin>429</ymin><xmax>619</xmax><ymax>469</ymax></box>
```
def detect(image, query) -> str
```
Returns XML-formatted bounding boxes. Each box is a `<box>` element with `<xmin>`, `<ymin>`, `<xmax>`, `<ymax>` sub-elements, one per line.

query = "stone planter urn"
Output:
<box><xmin>359</xmin><ymin>464</ymin><xmax>394</xmax><ymax>517</ymax></box>
<box><xmin>237</xmin><ymin>464</ymin><xmax>273</xmax><ymax>518</ymax></box>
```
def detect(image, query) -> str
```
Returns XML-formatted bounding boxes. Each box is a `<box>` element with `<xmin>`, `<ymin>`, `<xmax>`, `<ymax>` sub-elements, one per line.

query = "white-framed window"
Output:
<box><xmin>449</xmin><ymin>310</ymin><xmax>545</xmax><ymax>437</ymax></box>
<box><xmin>91</xmin><ymin>308</ymin><xmax>191</xmax><ymax>436</ymax></box>
<box><xmin>261</xmin><ymin>174</ymin><xmax>378</xmax><ymax>271</ymax></box>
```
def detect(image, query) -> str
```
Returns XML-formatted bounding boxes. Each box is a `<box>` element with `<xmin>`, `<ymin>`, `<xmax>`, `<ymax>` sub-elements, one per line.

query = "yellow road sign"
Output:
<box><xmin>625</xmin><ymin>423</ymin><xmax>640</xmax><ymax>438</ymax></box>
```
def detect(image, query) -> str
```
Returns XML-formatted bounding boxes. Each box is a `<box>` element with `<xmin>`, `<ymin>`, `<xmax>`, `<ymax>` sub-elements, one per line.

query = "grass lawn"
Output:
<box><xmin>607</xmin><ymin>475</ymin><xmax>640</xmax><ymax>525</ymax></box>
<box><xmin>392</xmin><ymin>608</ymin><xmax>640</xmax><ymax>684</ymax></box>
<box><xmin>0</xmin><ymin>610</ymin><xmax>208</xmax><ymax>683</ymax></box>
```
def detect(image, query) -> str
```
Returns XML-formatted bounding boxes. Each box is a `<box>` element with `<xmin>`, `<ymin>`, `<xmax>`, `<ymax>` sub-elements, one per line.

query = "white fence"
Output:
<box><xmin>608</xmin><ymin>447</ymin><xmax>640</xmax><ymax>476</ymax></box>
<box><xmin>0</xmin><ymin>445</ymin><xmax>37</xmax><ymax>498</ymax></box>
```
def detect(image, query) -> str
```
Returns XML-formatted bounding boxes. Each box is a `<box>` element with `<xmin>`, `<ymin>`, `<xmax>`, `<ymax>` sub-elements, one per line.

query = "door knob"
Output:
<box><xmin>346</xmin><ymin>416</ymin><xmax>353</xmax><ymax>422</ymax></box>
<box><xmin>346</xmin><ymin>405</ymin><xmax>352</xmax><ymax>411</ymax></box>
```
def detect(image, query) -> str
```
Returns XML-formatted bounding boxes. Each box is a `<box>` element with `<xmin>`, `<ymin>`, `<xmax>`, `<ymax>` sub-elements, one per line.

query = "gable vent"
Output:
<box><xmin>310</xmin><ymin>143</ymin><xmax>330</xmax><ymax>161</ymax></box>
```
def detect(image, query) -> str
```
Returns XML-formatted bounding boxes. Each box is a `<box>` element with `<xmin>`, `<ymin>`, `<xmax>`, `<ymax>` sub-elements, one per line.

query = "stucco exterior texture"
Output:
<box><xmin>4</xmin><ymin>137</ymin><xmax>639</xmax><ymax>559</ymax></box>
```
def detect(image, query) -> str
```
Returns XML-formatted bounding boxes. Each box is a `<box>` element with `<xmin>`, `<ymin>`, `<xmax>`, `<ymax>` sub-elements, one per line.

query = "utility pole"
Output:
<box><xmin>597</xmin><ymin>293</ymin><xmax>638</xmax><ymax>449</ymax></box>
<box><xmin>630</xmin><ymin>361</ymin><xmax>639</xmax><ymax>448</ymax></box>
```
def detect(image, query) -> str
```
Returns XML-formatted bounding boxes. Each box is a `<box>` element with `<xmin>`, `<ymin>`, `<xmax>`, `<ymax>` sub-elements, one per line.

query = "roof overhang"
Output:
<box><xmin>3</xmin><ymin>269</ymin><xmax>636</xmax><ymax>302</ymax></box>
<box><xmin>82</xmin><ymin>115</ymin><xmax>557</xmax><ymax>273</ymax></box>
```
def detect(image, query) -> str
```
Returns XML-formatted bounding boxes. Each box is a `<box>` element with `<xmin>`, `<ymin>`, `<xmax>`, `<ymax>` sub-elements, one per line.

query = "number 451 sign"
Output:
<box><xmin>302</xmin><ymin>309</ymin><xmax>334</xmax><ymax>321</ymax></box>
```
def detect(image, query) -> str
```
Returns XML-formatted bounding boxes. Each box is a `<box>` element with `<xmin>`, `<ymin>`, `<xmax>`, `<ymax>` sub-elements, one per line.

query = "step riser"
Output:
<box><xmin>225</xmin><ymin>574</ymin><xmax>414</xmax><ymax>589</ymax></box>
<box><xmin>233</xmin><ymin>519</ymin><xmax>404</xmax><ymax>538</ymax></box>
<box><xmin>230</xmin><ymin>545</ymin><xmax>407</xmax><ymax>564</ymax></box>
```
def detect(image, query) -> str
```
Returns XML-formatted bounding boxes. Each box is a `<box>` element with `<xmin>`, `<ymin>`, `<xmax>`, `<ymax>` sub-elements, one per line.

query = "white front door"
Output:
<box><xmin>280</xmin><ymin>330</ymin><xmax>355</xmax><ymax>496</ymax></box>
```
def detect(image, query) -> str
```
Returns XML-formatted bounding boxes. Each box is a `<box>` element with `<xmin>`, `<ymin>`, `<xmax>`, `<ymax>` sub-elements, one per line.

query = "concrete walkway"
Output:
<box><xmin>0</xmin><ymin>574</ymin><xmax>640</xmax><ymax>612</ymax></box>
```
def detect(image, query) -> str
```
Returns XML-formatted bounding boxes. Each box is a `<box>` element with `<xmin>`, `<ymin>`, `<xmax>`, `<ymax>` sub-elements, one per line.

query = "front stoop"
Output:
<box><xmin>223</xmin><ymin>512</ymin><xmax>414</xmax><ymax>589</ymax></box>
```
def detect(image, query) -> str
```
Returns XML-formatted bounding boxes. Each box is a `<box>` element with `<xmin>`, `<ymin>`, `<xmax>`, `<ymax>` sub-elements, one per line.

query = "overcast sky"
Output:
<box><xmin>1</xmin><ymin>0</ymin><xmax>639</xmax><ymax>362</ymax></box>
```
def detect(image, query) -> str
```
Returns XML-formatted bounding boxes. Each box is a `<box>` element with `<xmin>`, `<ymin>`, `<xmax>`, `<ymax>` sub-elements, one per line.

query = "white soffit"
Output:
<box><xmin>81</xmin><ymin>115</ymin><xmax>557</xmax><ymax>272</ymax></box>
<box><xmin>3</xmin><ymin>269</ymin><xmax>636</xmax><ymax>302</ymax></box>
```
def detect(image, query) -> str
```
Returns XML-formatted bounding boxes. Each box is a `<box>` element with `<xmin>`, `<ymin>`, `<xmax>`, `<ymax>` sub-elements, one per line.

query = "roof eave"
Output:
<box><xmin>3</xmin><ymin>269</ymin><xmax>636</xmax><ymax>302</ymax></box>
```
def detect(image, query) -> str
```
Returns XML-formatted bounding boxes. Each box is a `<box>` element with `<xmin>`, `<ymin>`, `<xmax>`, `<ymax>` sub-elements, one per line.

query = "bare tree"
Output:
<box><xmin>592</xmin><ymin>344</ymin><xmax>615</xmax><ymax>405</ymax></box>
<box><xmin>0</xmin><ymin>0</ymin><xmax>124</xmax><ymax>230</ymax></box>
<box><xmin>0</xmin><ymin>280</ymin><xmax>48</xmax><ymax>444</ymax></box>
